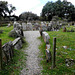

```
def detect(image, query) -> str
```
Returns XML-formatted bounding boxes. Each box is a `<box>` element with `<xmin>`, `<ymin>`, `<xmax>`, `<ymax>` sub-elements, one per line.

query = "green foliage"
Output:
<box><xmin>0</xmin><ymin>1</ymin><xmax>8</xmax><ymax>16</ymax></box>
<box><xmin>0</xmin><ymin>1</ymin><xmax>16</xmax><ymax>20</ymax></box>
<box><xmin>39</xmin><ymin>26</ymin><xmax>75</xmax><ymax>75</ymax></box>
<box><xmin>7</xmin><ymin>4</ymin><xmax>16</xmax><ymax>16</ymax></box>
<box><xmin>19</xmin><ymin>12</ymin><xmax>39</xmax><ymax>21</ymax></box>
<box><xmin>41</xmin><ymin>0</ymin><xmax>75</xmax><ymax>21</ymax></box>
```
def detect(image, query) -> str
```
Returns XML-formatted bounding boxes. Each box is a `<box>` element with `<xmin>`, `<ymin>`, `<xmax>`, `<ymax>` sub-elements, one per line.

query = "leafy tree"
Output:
<box><xmin>7</xmin><ymin>4</ymin><xmax>16</xmax><ymax>16</ymax></box>
<box><xmin>0</xmin><ymin>1</ymin><xmax>8</xmax><ymax>17</ymax></box>
<box><xmin>0</xmin><ymin>1</ymin><xmax>16</xmax><ymax>20</ymax></box>
<box><xmin>19</xmin><ymin>12</ymin><xmax>39</xmax><ymax>21</ymax></box>
<box><xmin>41</xmin><ymin>0</ymin><xmax>75</xmax><ymax>21</ymax></box>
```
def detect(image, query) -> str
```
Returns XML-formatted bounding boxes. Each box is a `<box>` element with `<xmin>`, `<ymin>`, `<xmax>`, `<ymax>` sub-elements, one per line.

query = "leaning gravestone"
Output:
<box><xmin>22</xmin><ymin>23</ymin><xmax>26</xmax><ymax>30</ymax></box>
<box><xmin>33</xmin><ymin>22</ymin><xmax>40</xmax><ymax>30</ymax></box>
<box><xmin>9</xmin><ymin>21</ymin><xmax>23</xmax><ymax>38</ymax></box>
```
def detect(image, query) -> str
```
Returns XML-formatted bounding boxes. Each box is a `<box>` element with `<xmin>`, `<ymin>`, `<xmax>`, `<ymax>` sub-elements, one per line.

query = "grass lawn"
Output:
<box><xmin>0</xmin><ymin>26</ymin><xmax>14</xmax><ymax>45</ymax></box>
<box><xmin>39</xmin><ymin>26</ymin><xmax>75</xmax><ymax>75</ymax></box>
<box><xmin>0</xmin><ymin>26</ymin><xmax>28</xmax><ymax>75</ymax></box>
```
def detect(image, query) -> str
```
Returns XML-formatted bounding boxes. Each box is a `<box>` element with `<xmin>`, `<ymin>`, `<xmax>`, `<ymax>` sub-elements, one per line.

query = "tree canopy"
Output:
<box><xmin>0</xmin><ymin>1</ymin><xmax>16</xmax><ymax>20</ymax></box>
<box><xmin>41</xmin><ymin>0</ymin><xmax>75</xmax><ymax>21</ymax></box>
<box><xmin>19</xmin><ymin>12</ymin><xmax>39</xmax><ymax>21</ymax></box>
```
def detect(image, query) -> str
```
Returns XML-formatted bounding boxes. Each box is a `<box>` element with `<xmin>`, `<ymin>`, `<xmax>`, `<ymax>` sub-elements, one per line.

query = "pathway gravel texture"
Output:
<box><xmin>20</xmin><ymin>31</ymin><xmax>42</xmax><ymax>75</ymax></box>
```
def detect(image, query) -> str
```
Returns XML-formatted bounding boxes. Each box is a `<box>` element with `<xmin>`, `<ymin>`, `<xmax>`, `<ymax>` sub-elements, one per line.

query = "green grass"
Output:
<box><xmin>0</xmin><ymin>26</ymin><xmax>28</xmax><ymax>75</ymax></box>
<box><xmin>0</xmin><ymin>41</ymin><xmax>28</xmax><ymax>75</ymax></box>
<box><xmin>39</xmin><ymin>26</ymin><xmax>75</xmax><ymax>75</ymax></box>
<box><xmin>0</xmin><ymin>26</ymin><xmax>14</xmax><ymax>45</ymax></box>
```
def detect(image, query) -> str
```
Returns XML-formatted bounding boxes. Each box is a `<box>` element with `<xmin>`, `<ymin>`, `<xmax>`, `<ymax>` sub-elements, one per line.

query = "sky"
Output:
<box><xmin>1</xmin><ymin>0</ymin><xmax>75</xmax><ymax>16</ymax></box>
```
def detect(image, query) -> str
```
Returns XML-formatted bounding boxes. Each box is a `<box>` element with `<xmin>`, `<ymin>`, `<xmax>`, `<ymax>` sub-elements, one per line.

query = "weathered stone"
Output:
<box><xmin>63</xmin><ymin>27</ymin><xmax>66</xmax><ymax>32</ymax></box>
<box><xmin>42</xmin><ymin>32</ymin><xmax>47</xmax><ymax>39</ymax></box>
<box><xmin>39</xmin><ymin>28</ymin><xmax>43</xmax><ymax>36</ymax></box>
<box><xmin>2</xmin><ymin>41</ymin><xmax>14</xmax><ymax>63</ymax></box>
<box><xmin>15</xmin><ymin>29</ymin><xmax>22</xmax><ymax>37</ymax></box>
<box><xmin>9</xmin><ymin>21</ymin><xmax>24</xmax><ymax>38</ymax></box>
<box><xmin>33</xmin><ymin>23</ymin><xmax>40</xmax><ymax>30</ymax></box>
<box><xmin>12</xmin><ymin>37</ymin><xmax>20</xmax><ymax>46</ymax></box>
<box><xmin>7</xmin><ymin>23</ymin><xmax>11</xmax><ymax>27</ymax></box>
<box><xmin>41</xmin><ymin>25</ymin><xmax>47</xmax><ymax>31</ymax></box>
<box><xmin>13</xmin><ymin>21</ymin><xmax>22</xmax><ymax>30</ymax></box>
<box><xmin>9</xmin><ymin>29</ymin><xmax>18</xmax><ymax>38</ymax></box>
<box><xmin>22</xmin><ymin>23</ymin><xmax>26</xmax><ymax>30</ymax></box>
<box><xmin>62</xmin><ymin>46</ymin><xmax>68</xmax><ymax>49</ymax></box>
<box><xmin>47</xmin><ymin>26</ymin><xmax>52</xmax><ymax>31</ymax></box>
<box><xmin>42</xmin><ymin>32</ymin><xmax>50</xmax><ymax>43</ymax></box>
<box><xmin>45</xmin><ymin>34</ymin><xmax>50</xmax><ymax>44</ymax></box>
<box><xmin>27</xmin><ymin>22</ymin><xmax>33</xmax><ymax>30</ymax></box>
<box><xmin>65</xmin><ymin>58</ymin><xmax>75</xmax><ymax>67</ymax></box>
<box><xmin>12</xmin><ymin>37</ymin><xmax>22</xmax><ymax>50</ymax></box>
<box><xmin>45</xmin><ymin>49</ymin><xmax>51</xmax><ymax>62</ymax></box>
<box><xmin>46</xmin><ymin>44</ymin><xmax>50</xmax><ymax>50</ymax></box>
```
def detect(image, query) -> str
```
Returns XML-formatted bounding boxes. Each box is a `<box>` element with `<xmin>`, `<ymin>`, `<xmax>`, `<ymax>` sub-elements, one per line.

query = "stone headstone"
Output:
<box><xmin>27</xmin><ymin>22</ymin><xmax>33</xmax><ymax>30</ymax></box>
<box><xmin>22</xmin><ymin>23</ymin><xmax>26</xmax><ymax>30</ymax></box>
<box><xmin>41</xmin><ymin>25</ymin><xmax>47</xmax><ymax>31</ymax></box>
<box><xmin>63</xmin><ymin>27</ymin><xmax>66</xmax><ymax>32</ymax></box>
<box><xmin>42</xmin><ymin>32</ymin><xmax>50</xmax><ymax>43</ymax></box>
<box><xmin>7</xmin><ymin>23</ymin><xmax>11</xmax><ymax>27</ymax></box>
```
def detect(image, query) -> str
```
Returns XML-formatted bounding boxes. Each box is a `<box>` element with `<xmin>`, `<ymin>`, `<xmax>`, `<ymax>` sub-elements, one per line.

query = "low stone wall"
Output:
<box><xmin>12</xmin><ymin>37</ymin><xmax>22</xmax><ymax>50</ymax></box>
<box><xmin>2</xmin><ymin>37</ymin><xmax>23</xmax><ymax>64</ymax></box>
<box><xmin>42</xmin><ymin>32</ymin><xmax>50</xmax><ymax>44</ymax></box>
<box><xmin>40</xmin><ymin>31</ymin><xmax>51</xmax><ymax>62</ymax></box>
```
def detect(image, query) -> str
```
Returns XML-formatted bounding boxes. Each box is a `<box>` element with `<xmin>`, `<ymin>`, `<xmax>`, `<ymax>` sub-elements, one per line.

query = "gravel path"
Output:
<box><xmin>20</xmin><ymin>31</ymin><xmax>42</xmax><ymax>75</ymax></box>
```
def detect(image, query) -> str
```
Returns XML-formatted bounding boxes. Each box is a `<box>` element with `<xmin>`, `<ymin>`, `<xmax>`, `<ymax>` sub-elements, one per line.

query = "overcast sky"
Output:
<box><xmin>1</xmin><ymin>0</ymin><xmax>75</xmax><ymax>16</ymax></box>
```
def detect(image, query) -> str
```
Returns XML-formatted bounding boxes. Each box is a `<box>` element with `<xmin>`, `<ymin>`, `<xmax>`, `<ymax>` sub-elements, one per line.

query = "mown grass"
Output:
<box><xmin>0</xmin><ymin>26</ymin><xmax>28</xmax><ymax>75</ymax></box>
<box><xmin>39</xmin><ymin>26</ymin><xmax>75</xmax><ymax>75</ymax></box>
<box><xmin>0</xmin><ymin>26</ymin><xmax>14</xmax><ymax>45</ymax></box>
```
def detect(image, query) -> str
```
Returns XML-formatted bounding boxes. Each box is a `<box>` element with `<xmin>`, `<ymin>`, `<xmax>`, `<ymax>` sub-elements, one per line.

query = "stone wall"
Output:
<box><xmin>22</xmin><ymin>22</ymin><xmax>40</xmax><ymax>31</ymax></box>
<box><xmin>2</xmin><ymin>21</ymin><xmax>24</xmax><ymax>64</ymax></box>
<box><xmin>39</xmin><ymin>31</ymin><xmax>51</xmax><ymax>62</ymax></box>
<box><xmin>2</xmin><ymin>37</ymin><xmax>23</xmax><ymax>64</ymax></box>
